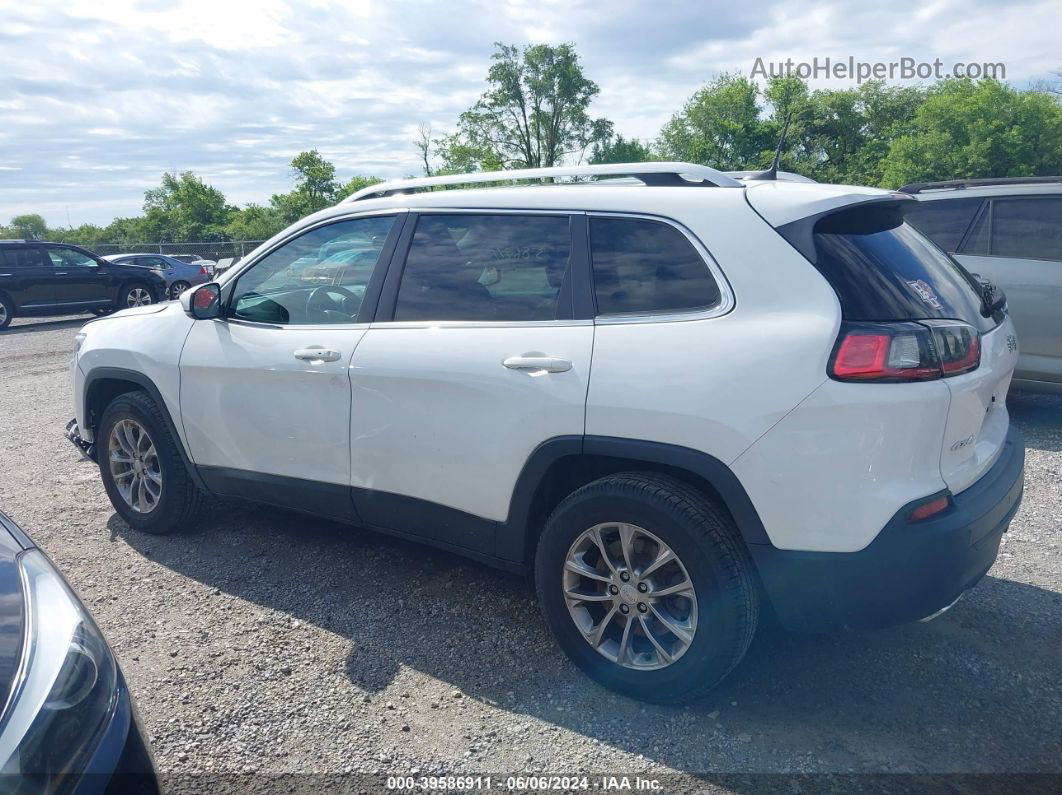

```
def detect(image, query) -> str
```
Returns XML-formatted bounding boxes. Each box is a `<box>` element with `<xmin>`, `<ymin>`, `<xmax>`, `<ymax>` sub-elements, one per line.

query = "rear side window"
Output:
<box><xmin>394</xmin><ymin>214</ymin><xmax>571</xmax><ymax>322</ymax></box>
<box><xmin>812</xmin><ymin>203</ymin><xmax>993</xmax><ymax>332</ymax></box>
<box><xmin>990</xmin><ymin>197</ymin><xmax>1062</xmax><ymax>261</ymax></box>
<box><xmin>0</xmin><ymin>248</ymin><xmax>47</xmax><ymax>268</ymax></box>
<box><xmin>903</xmin><ymin>198</ymin><xmax>983</xmax><ymax>252</ymax></box>
<box><xmin>589</xmin><ymin>217</ymin><xmax>720</xmax><ymax>315</ymax></box>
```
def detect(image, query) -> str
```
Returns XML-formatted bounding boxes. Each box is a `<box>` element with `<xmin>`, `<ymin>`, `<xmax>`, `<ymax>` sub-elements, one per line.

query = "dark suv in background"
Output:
<box><xmin>0</xmin><ymin>241</ymin><xmax>166</xmax><ymax>330</ymax></box>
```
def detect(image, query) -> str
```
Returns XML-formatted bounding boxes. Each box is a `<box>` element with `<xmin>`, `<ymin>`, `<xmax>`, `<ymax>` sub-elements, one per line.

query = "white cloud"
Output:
<box><xmin>0</xmin><ymin>0</ymin><xmax>1057</xmax><ymax>227</ymax></box>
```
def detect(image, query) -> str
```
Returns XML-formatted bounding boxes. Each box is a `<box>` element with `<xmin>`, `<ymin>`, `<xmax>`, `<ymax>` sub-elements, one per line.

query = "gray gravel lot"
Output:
<box><xmin>0</xmin><ymin>314</ymin><xmax>1060</xmax><ymax>790</ymax></box>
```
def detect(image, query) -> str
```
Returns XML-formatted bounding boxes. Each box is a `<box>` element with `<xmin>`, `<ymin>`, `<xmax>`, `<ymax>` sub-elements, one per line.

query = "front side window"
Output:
<box><xmin>589</xmin><ymin>217</ymin><xmax>721</xmax><ymax>315</ymax></box>
<box><xmin>230</xmin><ymin>215</ymin><xmax>396</xmax><ymax>325</ymax></box>
<box><xmin>990</xmin><ymin>197</ymin><xmax>1062</xmax><ymax>261</ymax></box>
<box><xmin>394</xmin><ymin>214</ymin><xmax>572</xmax><ymax>322</ymax></box>
<box><xmin>903</xmin><ymin>198</ymin><xmax>983</xmax><ymax>252</ymax></box>
<box><xmin>46</xmin><ymin>248</ymin><xmax>97</xmax><ymax>268</ymax></box>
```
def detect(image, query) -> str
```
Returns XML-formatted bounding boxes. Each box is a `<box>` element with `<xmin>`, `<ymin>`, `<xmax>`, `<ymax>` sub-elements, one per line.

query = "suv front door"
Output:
<box><xmin>347</xmin><ymin>211</ymin><xmax>594</xmax><ymax>558</ymax></box>
<box><xmin>178</xmin><ymin>213</ymin><xmax>404</xmax><ymax>520</ymax></box>
<box><xmin>45</xmin><ymin>245</ymin><xmax>111</xmax><ymax>306</ymax></box>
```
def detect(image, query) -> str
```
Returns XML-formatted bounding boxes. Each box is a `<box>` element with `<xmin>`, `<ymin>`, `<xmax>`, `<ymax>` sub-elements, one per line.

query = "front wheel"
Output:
<box><xmin>98</xmin><ymin>391</ymin><xmax>203</xmax><ymax>534</ymax></box>
<box><xmin>535</xmin><ymin>473</ymin><xmax>758</xmax><ymax>703</ymax></box>
<box><xmin>120</xmin><ymin>284</ymin><xmax>154</xmax><ymax>308</ymax></box>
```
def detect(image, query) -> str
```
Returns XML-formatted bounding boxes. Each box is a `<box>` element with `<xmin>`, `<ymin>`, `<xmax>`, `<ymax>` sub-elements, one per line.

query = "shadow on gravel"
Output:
<box><xmin>1008</xmin><ymin>390</ymin><xmax>1062</xmax><ymax>452</ymax></box>
<box><xmin>112</xmin><ymin>505</ymin><xmax>1062</xmax><ymax>775</ymax></box>
<box><xmin>2</xmin><ymin>317</ymin><xmax>88</xmax><ymax>335</ymax></box>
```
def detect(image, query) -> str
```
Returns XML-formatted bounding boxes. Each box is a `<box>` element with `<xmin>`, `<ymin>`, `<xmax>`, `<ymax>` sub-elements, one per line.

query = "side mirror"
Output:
<box><xmin>182</xmin><ymin>283</ymin><xmax>222</xmax><ymax>319</ymax></box>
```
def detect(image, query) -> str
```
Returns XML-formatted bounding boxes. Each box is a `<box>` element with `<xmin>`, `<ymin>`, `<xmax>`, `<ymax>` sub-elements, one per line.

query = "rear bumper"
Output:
<box><xmin>749</xmin><ymin>426</ymin><xmax>1025</xmax><ymax>633</ymax></box>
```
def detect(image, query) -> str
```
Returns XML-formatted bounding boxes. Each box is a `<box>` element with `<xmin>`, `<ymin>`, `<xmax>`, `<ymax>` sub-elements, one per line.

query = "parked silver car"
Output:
<box><xmin>903</xmin><ymin>176</ymin><xmax>1062</xmax><ymax>393</ymax></box>
<box><xmin>102</xmin><ymin>253</ymin><xmax>211</xmax><ymax>300</ymax></box>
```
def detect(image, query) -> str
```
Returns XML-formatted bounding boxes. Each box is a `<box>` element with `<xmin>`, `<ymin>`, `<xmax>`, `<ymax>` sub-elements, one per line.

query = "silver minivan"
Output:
<box><xmin>904</xmin><ymin>177</ymin><xmax>1062</xmax><ymax>393</ymax></box>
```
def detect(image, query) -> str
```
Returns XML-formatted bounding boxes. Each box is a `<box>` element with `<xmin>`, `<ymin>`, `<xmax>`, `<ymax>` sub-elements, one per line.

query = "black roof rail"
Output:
<box><xmin>898</xmin><ymin>176</ymin><xmax>1062</xmax><ymax>194</ymax></box>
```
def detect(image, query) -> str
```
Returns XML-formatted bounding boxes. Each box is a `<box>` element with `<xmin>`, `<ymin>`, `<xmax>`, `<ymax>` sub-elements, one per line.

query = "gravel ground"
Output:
<box><xmin>0</xmin><ymin>314</ymin><xmax>1060</xmax><ymax>791</ymax></box>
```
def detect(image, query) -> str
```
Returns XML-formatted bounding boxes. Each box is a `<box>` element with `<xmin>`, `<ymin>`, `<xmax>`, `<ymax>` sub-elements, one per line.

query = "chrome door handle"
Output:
<box><xmin>293</xmin><ymin>348</ymin><xmax>342</xmax><ymax>362</ymax></box>
<box><xmin>502</xmin><ymin>355</ymin><xmax>572</xmax><ymax>373</ymax></box>
<box><xmin>54</xmin><ymin>271</ymin><xmax>68</xmax><ymax>276</ymax></box>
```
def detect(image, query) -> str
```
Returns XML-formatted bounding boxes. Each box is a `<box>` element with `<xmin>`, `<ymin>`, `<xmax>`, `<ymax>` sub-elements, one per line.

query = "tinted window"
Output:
<box><xmin>0</xmin><ymin>248</ymin><xmax>47</xmax><ymax>268</ymax></box>
<box><xmin>46</xmin><ymin>247</ymin><xmax>97</xmax><ymax>268</ymax></box>
<box><xmin>991</xmin><ymin>197</ymin><xmax>1062</xmax><ymax>261</ymax></box>
<box><xmin>962</xmin><ymin>204</ymin><xmax>991</xmax><ymax>254</ymax></box>
<box><xmin>813</xmin><ymin>203</ymin><xmax>993</xmax><ymax>332</ymax></box>
<box><xmin>394</xmin><ymin>214</ymin><xmax>571</xmax><ymax>322</ymax></box>
<box><xmin>589</xmin><ymin>217</ymin><xmax>720</xmax><ymax>315</ymax></box>
<box><xmin>904</xmin><ymin>198</ymin><xmax>983</xmax><ymax>252</ymax></box>
<box><xmin>231</xmin><ymin>216</ymin><xmax>395</xmax><ymax>325</ymax></box>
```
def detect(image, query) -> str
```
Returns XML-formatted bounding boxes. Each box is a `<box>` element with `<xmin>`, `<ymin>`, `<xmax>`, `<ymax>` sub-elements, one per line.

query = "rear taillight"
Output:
<box><xmin>198</xmin><ymin>265</ymin><xmax>208</xmax><ymax>276</ymax></box>
<box><xmin>829</xmin><ymin>321</ymin><xmax>980</xmax><ymax>383</ymax></box>
<box><xmin>907</xmin><ymin>493</ymin><xmax>952</xmax><ymax>523</ymax></box>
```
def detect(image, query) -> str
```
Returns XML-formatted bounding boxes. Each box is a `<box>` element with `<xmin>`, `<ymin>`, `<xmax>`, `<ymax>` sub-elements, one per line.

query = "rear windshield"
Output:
<box><xmin>812</xmin><ymin>203</ymin><xmax>994</xmax><ymax>332</ymax></box>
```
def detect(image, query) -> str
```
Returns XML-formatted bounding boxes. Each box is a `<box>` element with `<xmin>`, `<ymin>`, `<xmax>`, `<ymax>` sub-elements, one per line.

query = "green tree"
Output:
<box><xmin>656</xmin><ymin>74</ymin><xmax>772</xmax><ymax>169</ymax></box>
<box><xmin>58</xmin><ymin>223</ymin><xmax>107</xmax><ymax>246</ymax></box>
<box><xmin>447</xmin><ymin>42</ymin><xmax>612</xmax><ymax>170</ymax></box>
<box><xmin>143</xmin><ymin>171</ymin><xmax>233</xmax><ymax>241</ymax></box>
<box><xmin>271</xmin><ymin>149</ymin><xmax>341</xmax><ymax>222</ymax></box>
<box><xmin>7</xmin><ymin>214</ymin><xmax>49</xmax><ymax>240</ymax></box>
<box><xmin>225</xmin><ymin>204</ymin><xmax>286</xmax><ymax>241</ymax></box>
<box><xmin>881</xmin><ymin>78</ymin><xmax>1062</xmax><ymax>186</ymax></box>
<box><xmin>588</xmin><ymin>134</ymin><xmax>654</xmax><ymax>164</ymax></box>
<box><xmin>335</xmin><ymin>175</ymin><xmax>384</xmax><ymax>201</ymax></box>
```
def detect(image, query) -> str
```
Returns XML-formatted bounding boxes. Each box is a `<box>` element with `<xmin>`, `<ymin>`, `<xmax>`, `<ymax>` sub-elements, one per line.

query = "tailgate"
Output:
<box><xmin>939</xmin><ymin>317</ymin><xmax>1020</xmax><ymax>494</ymax></box>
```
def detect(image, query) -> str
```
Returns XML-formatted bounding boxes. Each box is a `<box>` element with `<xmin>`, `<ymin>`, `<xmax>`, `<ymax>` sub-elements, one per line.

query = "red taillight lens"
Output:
<box><xmin>830</xmin><ymin>323</ymin><xmax>940</xmax><ymax>382</ymax></box>
<box><xmin>829</xmin><ymin>321</ymin><xmax>981</xmax><ymax>382</ymax></box>
<box><xmin>928</xmin><ymin>321</ymin><xmax>982</xmax><ymax>376</ymax></box>
<box><xmin>908</xmin><ymin>494</ymin><xmax>951</xmax><ymax>522</ymax></box>
<box><xmin>198</xmin><ymin>265</ymin><xmax>208</xmax><ymax>276</ymax></box>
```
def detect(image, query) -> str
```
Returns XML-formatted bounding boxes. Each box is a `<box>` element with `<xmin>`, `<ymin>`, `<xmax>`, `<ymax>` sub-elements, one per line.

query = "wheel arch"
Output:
<box><xmin>83</xmin><ymin>367</ymin><xmax>206</xmax><ymax>491</ymax></box>
<box><xmin>504</xmin><ymin>435</ymin><xmax>771</xmax><ymax>569</ymax></box>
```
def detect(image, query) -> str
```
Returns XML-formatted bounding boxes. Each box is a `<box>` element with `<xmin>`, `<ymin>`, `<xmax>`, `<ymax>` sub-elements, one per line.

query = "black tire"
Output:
<box><xmin>169</xmin><ymin>281</ymin><xmax>191</xmax><ymax>300</ymax></box>
<box><xmin>90</xmin><ymin>308</ymin><xmax>114</xmax><ymax>317</ymax></box>
<box><xmin>0</xmin><ymin>293</ymin><xmax>13</xmax><ymax>330</ymax></box>
<box><xmin>98</xmin><ymin>390</ymin><xmax>204</xmax><ymax>534</ymax></box>
<box><xmin>535</xmin><ymin>472</ymin><xmax>758</xmax><ymax>703</ymax></box>
<box><xmin>118</xmin><ymin>283</ymin><xmax>154</xmax><ymax>308</ymax></box>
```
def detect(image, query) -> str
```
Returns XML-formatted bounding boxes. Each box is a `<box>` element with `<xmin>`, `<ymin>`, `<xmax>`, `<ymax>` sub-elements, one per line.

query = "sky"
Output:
<box><xmin>0</xmin><ymin>0</ymin><xmax>1059</xmax><ymax>229</ymax></box>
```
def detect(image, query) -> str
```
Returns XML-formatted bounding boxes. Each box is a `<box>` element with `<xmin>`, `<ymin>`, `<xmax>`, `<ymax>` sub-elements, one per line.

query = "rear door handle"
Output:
<box><xmin>293</xmin><ymin>348</ymin><xmax>342</xmax><ymax>362</ymax></box>
<box><xmin>502</xmin><ymin>355</ymin><xmax>572</xmax><ymax>373</ymax></box>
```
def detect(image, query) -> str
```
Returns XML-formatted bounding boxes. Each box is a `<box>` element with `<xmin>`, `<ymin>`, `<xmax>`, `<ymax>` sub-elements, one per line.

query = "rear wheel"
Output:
<box><xmin>90</xmin><ymin>308</ymin><xmax>114</xmax><ymax>317</ymax></box>
<box><xmin>120</xmin><ymin>284</ymin><xmax>153</xmax><ymax>308</ymax></box>
<box><xmin>535</xmin><ymin>473</ymin><xmax>758</xmax><ymax>703</ymax></box>
<box><xmin>0</xmin><ymin>294</ymin><xmax>13</xmax><ymax>330</ymax></box>
<box><xmin>169</xmin><ymin>281</ymin><xmax>191</xmax><ymax>300</ymax></box>
<box><xmin>98</xmin><ymin>391</ymin><xmax>203</xmax><ymax>534</ymax></box>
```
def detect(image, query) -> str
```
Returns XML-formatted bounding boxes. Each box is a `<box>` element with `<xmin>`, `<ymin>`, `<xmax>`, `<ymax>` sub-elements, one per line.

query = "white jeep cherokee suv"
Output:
<box><xmin>68</xmin><ymin>163</ymin><xmax>1025</xmax><ymax>702</ymax></box>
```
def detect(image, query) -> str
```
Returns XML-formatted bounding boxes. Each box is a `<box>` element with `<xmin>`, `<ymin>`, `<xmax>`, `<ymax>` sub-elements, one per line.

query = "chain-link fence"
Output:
<box><xmin>86</xmin><ymin>240</ymin><xmax>266</xmax><ymax>262</ymax></box>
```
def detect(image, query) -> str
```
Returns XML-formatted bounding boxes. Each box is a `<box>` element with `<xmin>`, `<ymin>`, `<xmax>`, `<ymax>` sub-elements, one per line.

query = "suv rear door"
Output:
<box><xmin>0</xmin><ymin>245</ymin><xmax>55</xmax><ymax>309</ymax></box>
<box><xmin>347</xmin><ymin>211</ymin><xmax>593</xmax><ymax>559</ymax></box>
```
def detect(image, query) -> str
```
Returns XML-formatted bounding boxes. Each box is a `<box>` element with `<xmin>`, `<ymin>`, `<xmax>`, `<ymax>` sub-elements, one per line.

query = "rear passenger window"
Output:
<box><xmin>589</xmin><ymin>217</ymin><xmax>720</xmax><ymax>315</ymax></box>
<box><xmin>990</xmin><ymin>198</ymin><xmax>1062</xmax><ymax>261</ymax></box>
<box><xmin>903</xmin><ymin>198</ymin><xmax>983</xmax><ymax>252</ymax></box>
<box><xmin>0</xmin><ymin>248</ymin><xmax>46</xmax><ymax>268</ymax></box>
<box><xmin>394</xmin><ymin>214</ymin><xmax>571</xmax><ymax>322</ymax></box>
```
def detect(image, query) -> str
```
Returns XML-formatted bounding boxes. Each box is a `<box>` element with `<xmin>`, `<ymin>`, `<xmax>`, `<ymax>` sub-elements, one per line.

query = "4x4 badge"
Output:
<box><xmin>950</xmin><ymin>434</ymin><xmax>976</xmax><ymax>452</ymax></box>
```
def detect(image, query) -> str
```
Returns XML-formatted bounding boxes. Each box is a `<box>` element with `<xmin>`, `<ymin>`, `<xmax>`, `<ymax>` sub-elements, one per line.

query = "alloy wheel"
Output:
<box><xmin>169</xmin><ymin>281</ymin><xmax>191</xmax><ymax>300</ymax></box>
<box><xmin>563</xmin><ymin>523</ymin><xmax>698</xmax><ymax>670</ymax></box>
<box><xmin>0</xmin><ymin>304</ymin><xmax>7</xmax><ymax>326</ymax></box>
<box><xmin>127</xmin><ymin>288</ymin><xmax>152</xmax><ymax>307</ymax></box>
<box><xmin>108</xmin><ymin>419</ymin><xmax>162</xmax><ymax>513</ymax></box>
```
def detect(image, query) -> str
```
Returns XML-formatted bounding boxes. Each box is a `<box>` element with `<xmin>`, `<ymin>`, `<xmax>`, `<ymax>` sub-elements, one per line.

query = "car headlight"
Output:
<box><xmin>0</xmin><ymin>550</ymin><xmax>118</xmax><ymax>787</ymax></box>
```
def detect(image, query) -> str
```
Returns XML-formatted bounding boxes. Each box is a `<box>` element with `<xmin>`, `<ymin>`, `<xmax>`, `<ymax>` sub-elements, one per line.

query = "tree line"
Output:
<box><xmin>5</xmin><ymin>42</ymin><xmax>1061</xmax><ymax>246</ymax></box>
